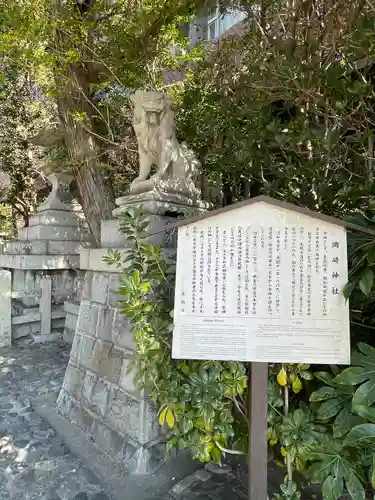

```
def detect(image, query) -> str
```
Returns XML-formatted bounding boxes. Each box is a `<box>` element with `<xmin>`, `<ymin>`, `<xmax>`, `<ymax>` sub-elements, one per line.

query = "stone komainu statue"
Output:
<box><xmin>130</xmin><ymin>90</ymin><xmax>200</xmax><ymax>197</ymax></box>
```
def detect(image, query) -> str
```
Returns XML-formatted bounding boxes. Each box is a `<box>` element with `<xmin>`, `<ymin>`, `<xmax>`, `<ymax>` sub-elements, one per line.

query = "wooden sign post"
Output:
<box><xmin>248</xmin><ymin>362</ymin><xmax>268</xmax><ymax>499</ymax></box>
<box><xmin>171</xmin><ymin>196</ymin><xmax>352</xmax><ymax>499</ymax></box>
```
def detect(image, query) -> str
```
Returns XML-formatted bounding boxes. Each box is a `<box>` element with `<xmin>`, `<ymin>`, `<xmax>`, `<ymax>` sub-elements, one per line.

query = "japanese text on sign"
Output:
<box><xmin>172</xmin><ymin>202</ymin><xmax>350</xmax><ymax>365</ymax></box>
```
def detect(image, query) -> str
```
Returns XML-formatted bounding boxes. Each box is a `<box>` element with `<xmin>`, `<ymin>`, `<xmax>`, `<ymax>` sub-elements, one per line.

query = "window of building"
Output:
<box><xmin>206</xmin><ymin>2</ymin><xmax>247</xmax><ymax>40</ymax></box>
<box><xmin>207</xmin><ymin>4</ymin><xmax>220</xmax><ymax>40</ymax></box>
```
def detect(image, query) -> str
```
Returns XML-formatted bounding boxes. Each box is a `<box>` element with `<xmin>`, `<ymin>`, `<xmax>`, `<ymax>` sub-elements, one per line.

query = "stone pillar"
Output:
<box><xmin>58</xmin><ymin>89</ymin><xmax>208</xmax><ymax>473</ymax></box>
<box><xmin>58</xmin><ymin>189</ymin><xmax>207</xmax><ymax>474</ymax></box>
<box><xmin>39</xmin><ymin>277</ymin><xmax>52</xmax><ymax>336</ymax></box>
<box><xmin>58</xmin><ymin>265</ymin><xmax>162</xmax><ymax>474</ymax></box>
<box><xmin>0</xmin><ymin>270</ymin><xmax>11</xmax><ymax>347</ymax></box>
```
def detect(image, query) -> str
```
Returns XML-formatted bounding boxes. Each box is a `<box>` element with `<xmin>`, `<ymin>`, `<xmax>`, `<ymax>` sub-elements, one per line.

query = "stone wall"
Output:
<box><xmin>63</xmin><ymin>300</ymin><xmax>80</xmax><ymax>343</ymax></box>
<box><xmin>57</xmin><ymin>269</ymin><xmax>163</xmax><ymax>474</ymax></box>
<box><xmin>12</xmin><ymin>269</ymin><xmax>83</xmax><ymax>307</ymax></box>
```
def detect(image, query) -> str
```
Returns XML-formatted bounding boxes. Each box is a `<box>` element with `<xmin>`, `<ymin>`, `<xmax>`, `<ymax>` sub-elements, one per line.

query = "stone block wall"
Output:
<box><xmin>12</xmin><ymin>269</ymin><xmax>83</xmax><ymax>307</ymax></box>
<box><xmin>57</xmin><ymin>270</ymin><xmax>163</xmax><ymax>474</ymax></box>
<box><xmin>8</xmin><ymin>269</ymin><xmax>85</xmax><ymax>342</ymax></box>
<box><xmin>62</xmin><ymin>300</ymin><xmax>80</xmax><ymax>343</ymax></box>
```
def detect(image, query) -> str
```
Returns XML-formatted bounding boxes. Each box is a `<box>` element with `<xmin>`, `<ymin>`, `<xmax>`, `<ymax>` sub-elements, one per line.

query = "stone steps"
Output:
<box><xmin>0</xmin><ymin>253</ymin><xmax>80</xmax><ymax>270</ymax></box>
<box><xmin>18</xmin><ymin>225</ymin><xmax>89</xmax><ymax>242</ymax></box>
<box><xmin>2</xmin><ymin>240</ymin><xmax>93</xmax><ymax>256</ymax></box>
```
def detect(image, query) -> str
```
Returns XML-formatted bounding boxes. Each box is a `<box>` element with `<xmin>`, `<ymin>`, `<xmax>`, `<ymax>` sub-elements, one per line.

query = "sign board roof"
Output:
<box><xmin>164</xmin><ymin>195</ymin><xmax>375</xmax><ymax>237</ymax></box>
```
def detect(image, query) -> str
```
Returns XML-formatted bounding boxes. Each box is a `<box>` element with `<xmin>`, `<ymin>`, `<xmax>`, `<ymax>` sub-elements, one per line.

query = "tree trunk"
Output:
<box><xmin>57</xmin><ymin>63</ymin><xmax>115</xmax><ymax>245</ymax></box>
<box><xmin>51</xmin><ymin>1</ymin><xmax>116</xmax><ymax>244</ymax></box>
<box><xmin>72</xmin><ymin>160</ymin><xmax>115</xmax><ymax>244</ymax></box>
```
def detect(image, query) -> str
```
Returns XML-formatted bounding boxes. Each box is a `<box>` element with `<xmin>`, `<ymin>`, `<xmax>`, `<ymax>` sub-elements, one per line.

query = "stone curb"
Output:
<box><xmin>166</xmin><ymin>468</ymin><xmax>212</xmax><ymax>498</ymax></box>
<box><xmin>33</xmin><ymin>397</ymin><xmax>200</xmax><ymax>500</ymax></box>
<box><xmin>165</xmin><ymin>463</ymin><xmax>271</xmax><ymax>500</ymax></box>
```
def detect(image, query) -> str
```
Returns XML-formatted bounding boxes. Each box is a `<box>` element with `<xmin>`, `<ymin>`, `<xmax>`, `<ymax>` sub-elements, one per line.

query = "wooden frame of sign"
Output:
<box><xmin>167</xmin><ymin>196</ymin><xmax>375</xmax><ymax>499</ymax></box>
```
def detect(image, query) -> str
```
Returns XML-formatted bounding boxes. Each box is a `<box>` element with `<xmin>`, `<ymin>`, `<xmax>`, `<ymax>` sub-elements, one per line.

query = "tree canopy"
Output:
<box><xmin>0</xmin><ymin>0</ymin><xmax>203</xmax><ymax>242</ymax></box>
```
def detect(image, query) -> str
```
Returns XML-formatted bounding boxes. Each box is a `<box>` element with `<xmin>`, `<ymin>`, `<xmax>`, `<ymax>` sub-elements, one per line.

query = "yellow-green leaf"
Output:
<box><xmin>292</xmin><ymin>376</ymin><xmax>303</xmax><ymax>393</ymax></box>
<box><xmin>277</xmin><ymin>367</ymin><xmax>288</xmax><ymax>387</ymax></box>
<box><xmin>158</xmin><ymin>407</ymin><xmax>167</xmax><ymax>426</ymax></box>
<box><xmin>268</xmin><ymin>428</ymin><xmax>278</xmax><ymax>446</ymax></box>
<box><xmin>295</xmin><ymin>455</ymin><xmax>306</xmax><ymax>472</ymax></box>
<box><xmin>211</xmin><ymin>446</ymin><xmax>222</xmax><ymax>465</ymax></box>
<box><xmin>281</xmin><ymin>447</ymin><xmax>287</xmax><ymax>457</ymax></box>
<box><xmin>166</xmin><ymin>408</ymin><xmax>175</xmax><ymax>428</ymax></box>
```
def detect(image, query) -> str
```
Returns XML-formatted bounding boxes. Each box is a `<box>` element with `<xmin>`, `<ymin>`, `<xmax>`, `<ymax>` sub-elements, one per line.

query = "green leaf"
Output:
<box><xmin>334</xmin><ymin>367</ymin><xmax>365</xmax><ymax>386</ymax></box>
<box><xmin>132</xmin><ymin>270</ymin><xmax>141</xmax><ymax>286</ymax></box>
<box><xmin>321</xmin><ymin>475</ymin><xmax>343</xmax><ymax>500</ymax></box>
<box><xmin>316</xmin><ymin>398</ymin><xmax>344</xmax><ymax>420</ymax></box>
<box><xmin>292</xmin><ymin>409</ymin><xmax>304</xmax><ymax>426</ymax></box>
<box><xmin>343</xmin><ymin>282</ymin><xmax>355</xmax><ymax>300</ymax></box>
<box><xmin>359</xmin><ymin>268</ymin><xmax>374</xmax><ymax>296</ymax></box>
<box><xmin>333</xmin><ymin>407</ymin><xmax>364</xmax><ymax>438</ymax></box>
<box><xmin>306</xmin><ymin>436</ymin><xmax>365</xmax><ymax>499</ymax></box>
<box><xmin>352</xmin><ymin>379</ymin><xmax>375</xmax><ymax>406</ymax></box>
<box><xmin>295</xmin><ymin>455</ymin><xmax>306</xmax><ymax>472</ymax></box>
<box><xmin>367</xmin><ymin>246</ymin><xmax>375</xmax><ymax>265</ymax></box>
<box><xmin>344</xmin><ymin>423</ymin><xmax>375</xmax><ymax>447</ymax></box>
<box><xmin>139</xmin><ymin>282</ymin><xmax>151</xmax><ymax>293</ymax></box>
<box><xmin>353</xmin><ymin>404</ymin><xmax>375</xmax><ymax>422</ymax></box>
<box><xmin>309</xmin><ymin>386</ymin><xmax>336</xmax><ymax>402</ymax></box>
<box><xmin>345</xmin><ymin>468</ymin><xmax>365</xmax><ymax>500</ymax></box>
<box><xmin>358</xmin><ymin>342</ymin><xmax>375</xmax><ymax>357</ymax></box>
<box><xmin>314</xmin><ymin>371</ymin><xmax>333</xmax><ymax>385</ymax></box>
<box><xmin>201</xmin><ymin>405</ymin><xmax>215</xmax><ymax>427</ymax></box>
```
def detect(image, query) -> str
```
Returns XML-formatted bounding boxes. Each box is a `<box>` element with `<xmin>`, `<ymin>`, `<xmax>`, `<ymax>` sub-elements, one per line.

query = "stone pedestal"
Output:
<box><xmin>57</xmin><ymin>259</ymin><xmax>163</xmax><ymax>474</ymax></box>
<box><xmin>102</xmin><ymin>188</ymin><xmax>207</xmax><ymax>249</ymax></box>
<box><xmin>0</xmin><ymin>173</ymin><xmax>93</xmax><ymax>343</ymax></box>
<box><xmin>58</xmin><ymin>191</ymin><xmax>206</xmax><ymax>474</ymax></box>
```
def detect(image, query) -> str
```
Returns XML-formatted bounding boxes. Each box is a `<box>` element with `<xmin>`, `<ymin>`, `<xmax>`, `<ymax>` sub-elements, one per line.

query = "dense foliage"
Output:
<box><xmin>3</xmin><ymin>0</ymin><xmax>375</xmax><ymax>497</ymax></box>
<box><xmin>0</xmin><ymin>68</ymin><xmax>49</xmax><ymax>228</ymax></box>
<box><xmin>105</xmin><ymin>2</ymin><xmax>375</xmax><ymax>499</ymax></box>
<box><xmin>0</xmin><ymin>0</ymin><xmax>204</xmax><ymax>242</ymax></box>
<box><xmin>106</xmin><ymin>208</ymin><xmax>375</xmax><ymax>500</ymax></box>
<box><xmin>177</xmin><ymin>1</ymin><xmax>375</xmax><ymax>210</ymax></box>
<box><xmin>104</xmin><ymin>210</ymin><xmax>249</xmax><ymax>466</ymax></box>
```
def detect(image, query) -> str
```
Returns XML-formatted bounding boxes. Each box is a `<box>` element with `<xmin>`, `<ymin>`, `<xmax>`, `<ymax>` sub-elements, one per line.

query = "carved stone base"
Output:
<box><xmin>113</xmin><ymin>188</ymin><xmax>208</xmax><ymax>217</ymax></box>
<box><xmin>129</xmin><ymin>177</ymin><xmax>201</xmax><ymax>199</ymax></box>
<box><xmin>102</xmin><ymin>189</ymin><xmax>208</xmax><ymax>249</ymax></box>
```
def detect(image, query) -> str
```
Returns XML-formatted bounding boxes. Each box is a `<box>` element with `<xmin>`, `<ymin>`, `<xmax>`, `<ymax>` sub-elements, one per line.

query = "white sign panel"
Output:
<box><xmin>172</xmin><ymin>201</ymin><xmax>350</xmax><ymax>364</ymax></box>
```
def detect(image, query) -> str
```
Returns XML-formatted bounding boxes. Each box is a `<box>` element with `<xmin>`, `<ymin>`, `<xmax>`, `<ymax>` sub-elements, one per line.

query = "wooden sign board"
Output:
<box><xmin>172</xmin><ymin>198</ymin><xmax>350</xmax><ymax>365</ymax></box>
